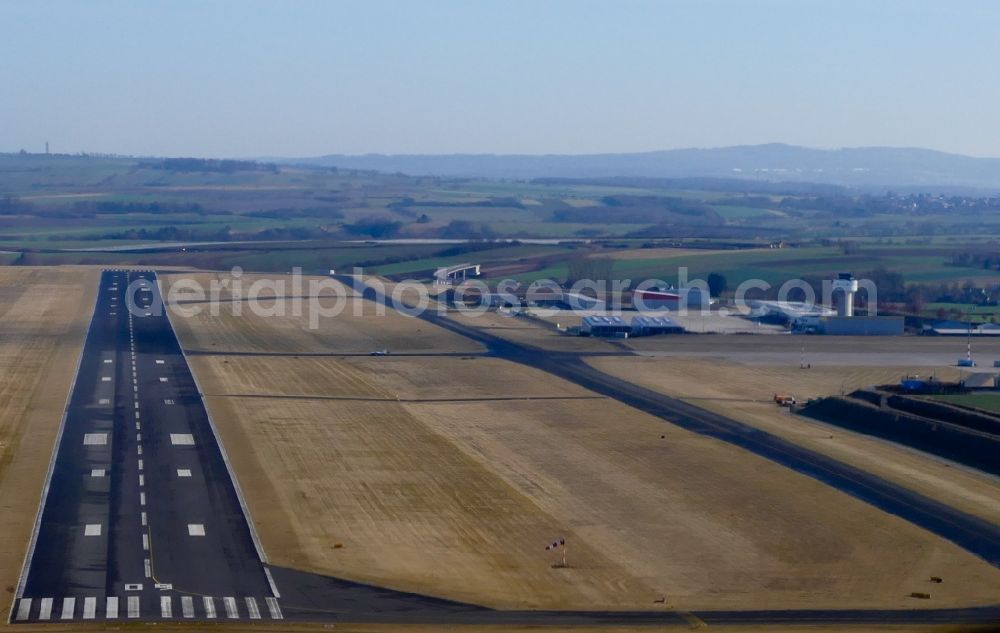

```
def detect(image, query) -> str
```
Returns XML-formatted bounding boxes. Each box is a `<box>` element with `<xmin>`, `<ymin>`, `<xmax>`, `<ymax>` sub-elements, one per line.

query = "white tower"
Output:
<box><xmin>831</xmin><ymin>273</ymin><xmax>858</xmax><ymax>317</ymax></box>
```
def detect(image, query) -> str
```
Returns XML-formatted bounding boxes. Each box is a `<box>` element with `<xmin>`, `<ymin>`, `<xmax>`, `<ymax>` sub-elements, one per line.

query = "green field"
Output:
<box><xmin>3</xmin><ymin>152</ymin><xmax>1000</xmax><ymax>301</ymax></box>
<box><xmin>932</xmin><ymin>393</ymin><xmax>1000</xmax><ymax>413</ymax></box>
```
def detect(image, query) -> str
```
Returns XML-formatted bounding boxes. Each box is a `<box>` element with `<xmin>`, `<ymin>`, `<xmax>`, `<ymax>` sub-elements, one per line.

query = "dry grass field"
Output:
<box><xmin>165</xmin><ymin>271</ymin><xmax>1000</xmax><ymax>613</ymax></box>
<box><xmin>447</xmin><ymin>309</ymin><xmax>618</xmax><ymax>353</ymax></box>
<box><xmin>0</xmin><ymin>267</ymin><xmax>99</xmax><ymax>620</ymax></box>
<box><xmin>163</xmin><ymin>272</ymin><xmax>482</xmax><ymax>354</ymax></box>
<box><xmin>588</xmin><ymin>345</ymin><xmax>1000</xmax><ymax>527</ymax></box>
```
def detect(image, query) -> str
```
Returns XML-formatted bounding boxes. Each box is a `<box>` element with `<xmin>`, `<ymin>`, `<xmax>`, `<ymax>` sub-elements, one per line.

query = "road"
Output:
<box><xmin>12</xmin><ymin>270</ymin><xmax>281</xmax><ymax>623</ymax></box>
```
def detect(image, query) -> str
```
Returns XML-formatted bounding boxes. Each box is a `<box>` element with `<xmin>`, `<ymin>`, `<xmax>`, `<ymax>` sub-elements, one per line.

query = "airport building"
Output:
<box><xmin>750</xmin><ymin>300</ymin><xmax>836</xmax><ymax>324</ymax></box>
<box><xmin>580</xmin><ymin>314</ymin><xmax>686</xmax><ymax>337</ymax></box>
<box><xmin>530</xmin><ymin>290</ymin><xmax>606</xmax><ymax>311</ymax></box>
<box><xmin>633</xmin><ymin>287</ymin><xmax>714</xmax><ymax>311</ymax></box>
<box><xmin>751</xmin><ymin>274</ymin><xmax>904</xmax><ymax>335</ymax></box>
<box><xmin>580</xmin><ymin>315</ymin><xmax>632</xmax><ymax>337</ymax></box>
<box><xmin>816</xmin><ymin>315</ymin><xmax>905</xmax><ymax>336</ymax></box>
<box><xmin>926</xmin><ymin>321</ymin><xmax>1000</xmax><ymax>336</ymax></box>
<box><xmin>631</xmin><ymin>315</ymin><xmax>684</xmax><ymax>336</ymax></box>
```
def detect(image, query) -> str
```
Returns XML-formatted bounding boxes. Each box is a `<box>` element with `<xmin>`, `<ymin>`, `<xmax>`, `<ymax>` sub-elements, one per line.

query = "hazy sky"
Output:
<box><xmin>2</xmin><ymin>0</ymin><xmax>999</xmax><ymax>158</ymax></box>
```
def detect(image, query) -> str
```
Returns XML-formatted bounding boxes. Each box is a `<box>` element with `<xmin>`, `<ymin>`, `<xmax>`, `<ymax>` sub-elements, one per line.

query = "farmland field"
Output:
<box><xmin>932</xmin><ymin>392</ymin><xmax>1000</xmax><ymax>413</ymax></box>
<box><xmin>156</xmin><ymin>272</ymin><xmax>1000</xmax><ymax>612</ymax></box>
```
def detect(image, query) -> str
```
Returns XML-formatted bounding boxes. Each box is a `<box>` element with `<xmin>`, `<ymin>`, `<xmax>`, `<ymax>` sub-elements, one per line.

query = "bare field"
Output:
<box><xmin>590</xmin><ymin>247</ymin><xmax>727</xmax><ymax>261</ymax></box>
<box><xmin>0</xmin><ymin>268</ymin><xmax>99</xmax><ymax>619</ymax></box>
<box><xmin>446</xmin><ymin>309</ymin><xmax>618</xmax><ymax>353</ymax></box>
<box><xmin>192</xmin><ymin>354</ymin><xmax>588</xmax><ymax>402</ymax></box>
<box><xmin>587</xmin><ymin>354</ymin><xmax>1000</xmax><ymax>527</ymax></box>
<box><xmin>162</xmin><ymin>273</ymin><xmax>482</xmax><ymax>354</ymax></box>
<box><xmin>186</xmin><ymin>349</ymin><xmax>1000</xmax><ymax>611</ymax></box>
<box><xmin>624</xmin><ymin>331</ymin><xmax>1000</xmax><ymax>360</ymax></box>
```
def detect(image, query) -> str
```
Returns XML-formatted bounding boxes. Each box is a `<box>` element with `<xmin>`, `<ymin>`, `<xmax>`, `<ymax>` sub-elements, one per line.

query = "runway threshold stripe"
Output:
<box><xmin>15</xmin><ymin>598</ymin><xmax>31</xmax><ymax>621</ymax></box>
<box><xmin>83</xmin><ymin>596</ymin><xmax>96</xmax><ymax>619</ymax></box>
<box><xmin>127</xmin><ymin>596</ymin><xmax>140</xmax><ymax>618</ymax></box>
<box><xmin>223</xmin><ymin>596</ymin><xmax>238</xmax><ymax>619</ymax></box>
<box><xmin>106</xmin><ymin>597</ymin><xmax>118</xmax><ymax>619</ymax></box>
<box><xmin>38</xmin><ymin>597</ymin><xmax>52</xmax><ymax>621</ymax></box>
<box><xmin>60</xmin><ymin>597</ymin><xmax>75</xmax><ymax>620</ymax></box>
<box><xmin>203</xmin><ymin>597</ymin><xmax>217</xmax><ymax>619</ymax></box>
<box><xmin>160</xmin><ymin>596</ymin><xmax>172</xmax><ymax>618</ymax></box>
<box><xmin>265</xmin><ymin>597</ymin><xmax>282</xmax><ymax>620</ymax></box>
<box><xmin>181</xmin><ymin>596</ymin><xmax>194</xmax><ymax>618</ymax></box>
<box><xmin>246</xmin><ymin>597</ymin><xmax>261</xmax><ymax>619</ymax></box>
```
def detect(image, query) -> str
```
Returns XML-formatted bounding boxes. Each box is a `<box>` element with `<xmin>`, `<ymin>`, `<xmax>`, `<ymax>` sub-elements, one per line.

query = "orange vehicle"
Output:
<box><xmin>773</xmin><ymin>393</ymin><xmax>797</xmax><ymax>407</ymax></box>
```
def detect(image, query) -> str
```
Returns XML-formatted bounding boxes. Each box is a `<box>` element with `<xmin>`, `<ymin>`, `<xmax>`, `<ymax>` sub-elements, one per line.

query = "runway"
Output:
<box><xmin>11</xmin><ymin>270</ymin><xmax>281</xmax><ymax>622</ymax></box>
<box><xmin>9</xmin><ymin>270</ymin><xmax>1000</xmax><ymax>627</ymax></box>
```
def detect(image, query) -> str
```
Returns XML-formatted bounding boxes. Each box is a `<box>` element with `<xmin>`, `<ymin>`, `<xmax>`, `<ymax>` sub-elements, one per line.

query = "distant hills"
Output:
<box><xmin>280</xmin><ymin>144</ymin><xmax>1000</xmax><ymax>192</ymax></box>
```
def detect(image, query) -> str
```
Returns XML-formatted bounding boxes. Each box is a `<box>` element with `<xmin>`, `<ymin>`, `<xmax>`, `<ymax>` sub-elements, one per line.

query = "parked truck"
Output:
<box><xmin>773</xmin><ymin>393</ymin><xmax>797</xmax><ymax>407</ymax></box>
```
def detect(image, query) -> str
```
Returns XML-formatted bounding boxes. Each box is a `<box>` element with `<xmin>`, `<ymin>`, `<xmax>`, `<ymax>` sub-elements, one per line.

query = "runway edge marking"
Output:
<box><xmin>9</xmin><ymin>270</ymin><xmax>103</xmax><ymax>624</ymax></box>
<box><xmin>158</xmin><ymin>274</ymin><xmax>279</xmax><ymax>598</ymax></box>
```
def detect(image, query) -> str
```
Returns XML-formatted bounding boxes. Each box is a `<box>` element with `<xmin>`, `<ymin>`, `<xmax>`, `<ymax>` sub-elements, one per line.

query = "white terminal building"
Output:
<box><xmin>751</xmin><ymin>273</ymin><xmax>904</xmax><ymax>335</ymax></box>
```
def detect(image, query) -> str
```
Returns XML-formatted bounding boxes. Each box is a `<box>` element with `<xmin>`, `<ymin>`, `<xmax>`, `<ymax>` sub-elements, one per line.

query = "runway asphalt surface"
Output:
<box><xmin>9</xmin><ymin>270</ymin><xmax>1000</xmax><ymax>627</ymax></box>
<box><xmin>12</xmin><ymin>270</ymin><xmax>280</xmax><ymax>622</ymax></box>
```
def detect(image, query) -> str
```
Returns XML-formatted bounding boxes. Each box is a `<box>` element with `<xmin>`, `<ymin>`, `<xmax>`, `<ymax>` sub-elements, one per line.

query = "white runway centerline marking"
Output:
<box><xmin>99</xmin><ymin>398</ymin><xmax>110</xmax><ymax>405</ymax></box>
<box><xmin>142</xmin><ymin>534</ymin><xmax>149</xmax><ymax>551</ymax></box>
<box><xmin>159</xmin><ymin>377</ymin><xmax>168</xmax><ymax>382</ymax></box>
<box><xmin>84</xmin><ymin>523</ymin><xmax>102</xmax><ymax>536</ymax></box>
<box><xmin>141</xmin><ymin>511</ymin><xmax>147</xmax><ymax>526</ymax></box>
<box><xmin>138</xmin><ymin>474</ymin><xmax>144</xmax><ymax>486</ymax></box>
<box><xmin>101</xmin><ymin>376</ymin><xmax>111</xmax><ymax>382</ymax></box>
<box><xmin>103</xmin><ymin>359</ymin><xmax>112</xmax><ymax>364</ymax></box>
<box><xmin>170</xmin><ymin>433</ymin><xmax>195</xmax><ymax>445</ymax></box>
<box><xmin>188</xmin><ymin>523</ymin><xmax>206</xmax><ymax>536</ymax></box>
<box><xmin>83</xmin><ymin>433</ymin><xmax>107</xmax><ymax>445</ymax></box>
<box><xmin>144</xmin><ymin>558</ymin><xmax>151</xmax><ymax>578</ymax></box>
<box><xmin>156</xmin><ymin>359</ymin><xmax>165</xmax><ymax>364</ymax></box>
<box><xmin>140</xmin><ymin>492</ymin><xmax>146</xmax><ymax>506</ymax></box>
<box><xmin>177</xmin><ymin>468</ymin><xmax>192</xmax><ymax>477</ymax></box>
<box><xmin>138</xmin><ymin>459</ymin><xmax>144</xmax><ymax>470</ymax></box>
<box><xmin>91</xmin><ymin>468</ymin><xmax>105</xmax><ymax>477</ymax></box>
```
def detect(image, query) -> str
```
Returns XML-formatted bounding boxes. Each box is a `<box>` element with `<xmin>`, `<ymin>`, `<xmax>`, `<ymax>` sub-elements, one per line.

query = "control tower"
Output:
<box><xmin>831</xmin><ymin>272</ymin><xmax>859</xmax><ymax>317</ymax></box>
